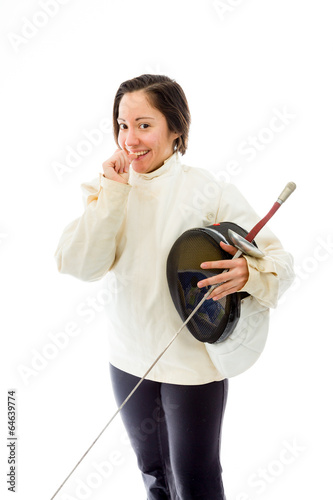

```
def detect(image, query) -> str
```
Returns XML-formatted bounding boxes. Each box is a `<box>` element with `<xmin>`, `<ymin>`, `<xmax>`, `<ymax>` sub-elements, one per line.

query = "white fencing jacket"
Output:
<box><xmin>55</xmin><ymin>151</ymin><xmax>295</xmax><ymax>384</ymax></box>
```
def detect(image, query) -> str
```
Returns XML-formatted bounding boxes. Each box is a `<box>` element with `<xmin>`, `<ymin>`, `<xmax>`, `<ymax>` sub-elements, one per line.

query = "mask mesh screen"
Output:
<box><xmin>167</xmin><ymin>229</ymin><xmax>240</xmax><ymax>344</ymax></box>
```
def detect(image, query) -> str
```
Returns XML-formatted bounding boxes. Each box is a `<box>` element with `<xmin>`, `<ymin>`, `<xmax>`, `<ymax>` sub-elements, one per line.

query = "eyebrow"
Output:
<box><xmin>117</xmin><ymin>116</ymin><xmax>155</xmax><ymax>122</ymax></box>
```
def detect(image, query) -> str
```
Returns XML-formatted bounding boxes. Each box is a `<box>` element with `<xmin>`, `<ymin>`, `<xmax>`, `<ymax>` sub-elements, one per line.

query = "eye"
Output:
<box><xmin>118</xmin><ymin>123</ymin><xmax>149</xmax><ymax>130</ymax></box>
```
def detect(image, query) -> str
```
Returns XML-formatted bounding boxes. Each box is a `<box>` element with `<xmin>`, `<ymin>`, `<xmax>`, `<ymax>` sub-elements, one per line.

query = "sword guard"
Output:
<box><xmin>228</xmin><ymin>229</ymin><xmax>265</xmax><ymax>258</ymax></box>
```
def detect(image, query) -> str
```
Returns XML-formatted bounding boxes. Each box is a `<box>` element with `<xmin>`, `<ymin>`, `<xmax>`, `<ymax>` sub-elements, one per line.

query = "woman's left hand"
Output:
<box><xmin>197</xmin><ymin>241</ymin><xmax>249</xmax><ymax>301</ymax></box>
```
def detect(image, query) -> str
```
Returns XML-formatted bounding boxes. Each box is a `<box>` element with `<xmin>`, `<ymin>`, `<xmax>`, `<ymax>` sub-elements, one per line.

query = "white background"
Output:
<box><xmin>1</xmin><ymin>0</ymin><xmax>332</xmax><ymax>499</ymax></box>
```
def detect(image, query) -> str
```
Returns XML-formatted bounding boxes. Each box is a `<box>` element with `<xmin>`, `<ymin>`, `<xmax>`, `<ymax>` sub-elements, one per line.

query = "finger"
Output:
<box><xmin>197</xmin><ymin>271</ymin><xmax>232</xmax><ymax>289</ymax></box>
<box><xmin>102</xmin><ymin>155</ymin><xmax>117</xmax><ymax>169</ymax></box>
<box><xmin>127</xmin><ymin>153</ymin><xmax>137</xmax><ymax>167</ymax></box>
<box><xmin>200</xmin><ymin>259</ymin><xmax>235</xmax><ymax>270</ymax></box>
<box><xmin>118</xmin><ymin>152</ymin><xmax>130</xmax><ymax>173</ymax></box>
<box><xmin>198</xmin><ymin>263</ymin><xmax>245</xmax><ymax>288</ymax></box>
<box><xmin>113</xmin><ymin>159</ymin><xmax>122</xmax><ymax>173</ymax></box>
<box><xmin>205</xmin><ymin>282</ymin><xmax>230</xmax><ymax>300</ymax></box>
<box><xmin>122</xmin><ymin>147</ymin><xmax>137</xmax><ymax>168</ymax></box>
<box><xmin>119</xmin><ymin>153</ymin><xmax>128</xmax><ymax>173</ymax></box>
<box><xmin>219</xmin><ymin>241</ymin><xmax>238</xmax><ymax>255</ymax></box>
<box><xmin>207</xmin><ymin>269</ymin><xmax>248</xmax><ymax>298</ymax></box>
<box><xmin>209</xmin><ymin>284</ymin><xmax>240</xmax><ymax>301</ymax></box>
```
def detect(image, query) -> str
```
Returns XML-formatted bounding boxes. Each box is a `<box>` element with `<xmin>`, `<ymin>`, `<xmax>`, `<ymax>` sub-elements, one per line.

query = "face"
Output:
<box><xmin>117</xmin><ymin>90</ymin><xmax>179</xmax><ymax>174</ymax></box>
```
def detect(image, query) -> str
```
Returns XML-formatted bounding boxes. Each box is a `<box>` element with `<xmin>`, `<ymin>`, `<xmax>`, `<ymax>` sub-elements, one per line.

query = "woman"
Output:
<box><xmin>55</xmin><ymin>74</ymin><xmax>295</xmax><ymax>499</ymax></box>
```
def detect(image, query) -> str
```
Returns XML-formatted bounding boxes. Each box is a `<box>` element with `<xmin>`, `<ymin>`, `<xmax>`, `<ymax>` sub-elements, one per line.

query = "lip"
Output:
<box><xmin>128</xmin><ymin>150</ymin><xmax>149</xmax><ymax>153</ymax></box>
<box><xmin>126</xmin><ymin>147</ymin><xmax>150</xmax><ymax>153</ymax></box>
<box><xmin>129</xmin><ymin>149</ymin><xmax>150</xmax><ymax>154</ymax></box>
<box><xmin>131</xmin><ymin>150</ymin><xmax>151</xmax><ymax>160</ymax></box>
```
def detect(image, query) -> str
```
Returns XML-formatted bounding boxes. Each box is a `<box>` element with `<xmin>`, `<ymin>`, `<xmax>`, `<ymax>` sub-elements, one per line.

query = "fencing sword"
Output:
<box><xmin>50</xmin><ymin>181</ymin><xmax>296</xmax><ymax>499</ymax></box>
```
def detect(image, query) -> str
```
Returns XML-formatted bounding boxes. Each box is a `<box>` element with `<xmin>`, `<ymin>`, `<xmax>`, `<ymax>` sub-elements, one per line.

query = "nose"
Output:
<box><xmin>123</xmin><ymin>127</ymin><xmax>140</xmax><ymax>148</ymax></box>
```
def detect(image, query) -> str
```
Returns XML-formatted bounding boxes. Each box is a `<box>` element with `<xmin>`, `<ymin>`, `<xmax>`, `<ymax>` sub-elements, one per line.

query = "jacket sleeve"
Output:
<box><xmin>54</xmin><ymin>173</ymin><xmax>131</xmax><ymax>282</ymax></box>
<box><xmin>217</xmin><ymin>182</ymin><xmax>295</xmax><ymax>308</ymax></box>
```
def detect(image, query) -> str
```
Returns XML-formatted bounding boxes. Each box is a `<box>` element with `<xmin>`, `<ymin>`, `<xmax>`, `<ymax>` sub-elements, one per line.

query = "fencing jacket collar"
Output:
<box><xmin>129</xmin><ymin>151</ymin><xmax>180</xmax><ymax>185</ymax></box>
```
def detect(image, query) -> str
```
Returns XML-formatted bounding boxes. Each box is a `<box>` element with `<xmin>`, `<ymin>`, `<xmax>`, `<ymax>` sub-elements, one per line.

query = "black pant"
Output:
<box><xmin>109</xmin><ymin>364</ymin><xmax>228</xmax><ymax>499</ymax></box>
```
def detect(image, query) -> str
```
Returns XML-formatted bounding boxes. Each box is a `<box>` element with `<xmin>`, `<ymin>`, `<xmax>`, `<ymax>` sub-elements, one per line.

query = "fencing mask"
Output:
<box><xmin>166</xmin><ymin>222</ymin><xmax>257</xmax><ymax>344</ymax></box>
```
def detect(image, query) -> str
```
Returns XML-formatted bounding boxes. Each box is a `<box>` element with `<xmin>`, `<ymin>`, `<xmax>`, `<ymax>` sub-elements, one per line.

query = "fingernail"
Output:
<box><xmin>200</xmin><ymin>263</ymin><xmax>207</xmax><ymax>268</ymax></box>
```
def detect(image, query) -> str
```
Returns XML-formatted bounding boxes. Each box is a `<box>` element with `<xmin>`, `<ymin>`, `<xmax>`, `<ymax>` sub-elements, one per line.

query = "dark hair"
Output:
<box><xmin>112</xmin><ymin>74</ymin><xmax>191</xmax><ymax>155</ymax></box>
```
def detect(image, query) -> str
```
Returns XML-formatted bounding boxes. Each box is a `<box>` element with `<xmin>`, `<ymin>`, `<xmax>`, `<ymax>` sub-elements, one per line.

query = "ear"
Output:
<box><xmin>172</xmin><ymin>134</ymin><xmax>180</xmax><ymax>150</ymax></box>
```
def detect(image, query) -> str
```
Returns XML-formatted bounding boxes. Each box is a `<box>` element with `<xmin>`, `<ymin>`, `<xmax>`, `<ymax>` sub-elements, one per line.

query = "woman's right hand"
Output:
<box><xmin>102</xmin><ymin>148</ymin><xmax>137</xmax><ymax>184</ymax></box>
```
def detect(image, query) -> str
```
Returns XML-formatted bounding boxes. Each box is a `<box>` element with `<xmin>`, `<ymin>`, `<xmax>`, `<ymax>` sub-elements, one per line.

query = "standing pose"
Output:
<box><xmin>55</xmin><ymin>74</ymin><xmax>295</xmax><ymax>499</ymax></box>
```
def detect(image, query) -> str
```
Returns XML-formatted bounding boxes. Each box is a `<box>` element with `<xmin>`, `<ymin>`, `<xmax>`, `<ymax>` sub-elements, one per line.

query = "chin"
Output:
<box><xmin>132</xmin><ymin>163</ymin><xmax>151</xmax><ymax>174</ymax></box>
<box><xmin>132</xmin><ymin>160</ymin><xmax>162</xmax><ymax>174</ymax></box>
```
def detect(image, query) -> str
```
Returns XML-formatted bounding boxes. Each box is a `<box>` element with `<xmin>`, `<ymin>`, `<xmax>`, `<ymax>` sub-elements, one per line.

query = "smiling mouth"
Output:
<box><xmin>126</xmin><ymin>147</ymin><xmax>150</xmax><ymax>156</ymax></box>
<box><xmin>134</xmin><ymin>150</ymin><xmax>149</xmax><ymax>156</ymax></box>
<box><xmin>127</xmin><ymin>150</ymin><xmax>150</xmax><ymax>159</ymax></box>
